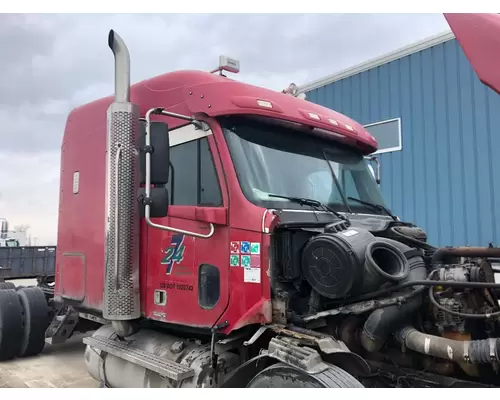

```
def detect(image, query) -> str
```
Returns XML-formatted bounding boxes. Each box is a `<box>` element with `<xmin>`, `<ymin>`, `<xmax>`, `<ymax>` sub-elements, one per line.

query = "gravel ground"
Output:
<box><xmin>0</xmin><ymin>334</ymin><xmax>98</xmax><ymax>388</ymax></box>
<box><xmin>0</xmin><ymin>279</ymin><xmax>98</xmax><ymax>388</ymax></box>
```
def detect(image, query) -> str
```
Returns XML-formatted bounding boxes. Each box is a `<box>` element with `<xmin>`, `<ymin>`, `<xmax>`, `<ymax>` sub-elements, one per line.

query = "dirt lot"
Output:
<box><xmin>0</xmin><ymin>334</ymin><xmax>99</xmax><ymax>388</ymax></box>
<box><xmin>0</xmin><ymin>279</ymin><xmax>99</xmax><ymax>388</ymax></box>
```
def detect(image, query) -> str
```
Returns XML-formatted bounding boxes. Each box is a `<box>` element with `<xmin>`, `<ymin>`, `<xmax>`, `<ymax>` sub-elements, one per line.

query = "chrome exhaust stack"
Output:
<box><xmin>103</xmin><ymin>30</ymin><xmax>141</xmax><ymax>336</ymax></box>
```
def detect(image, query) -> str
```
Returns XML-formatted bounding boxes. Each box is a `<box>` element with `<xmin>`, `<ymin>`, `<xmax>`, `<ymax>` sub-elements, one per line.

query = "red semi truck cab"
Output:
<box><xmin>54</xmin><ymin>40</ymin><xmax>382</xmax><ymax>336</ymax></box>
<box><xmin>32</xmin><ymin>14</ymin><xmax>500</xmax><ymax>388</ymax></box>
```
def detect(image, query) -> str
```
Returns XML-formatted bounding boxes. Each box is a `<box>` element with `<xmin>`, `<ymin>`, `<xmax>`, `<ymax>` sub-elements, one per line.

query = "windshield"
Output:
<box><xmin>220</xmin><ymin>116</ymin><xmax>386</xmax><ymax>215</ymax></box>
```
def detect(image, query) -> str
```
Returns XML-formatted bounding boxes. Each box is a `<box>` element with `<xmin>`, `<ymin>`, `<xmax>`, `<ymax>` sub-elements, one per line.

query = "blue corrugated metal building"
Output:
<box><xmin>301</xmin><ymin>31</ymin><xmax>500</xmax><ymax>248</ymax></box>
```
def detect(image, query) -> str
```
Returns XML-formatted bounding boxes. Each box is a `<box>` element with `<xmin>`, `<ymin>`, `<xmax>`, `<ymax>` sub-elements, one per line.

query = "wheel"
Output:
<box><xmin>0</xmin><ymin>282</ymin><xmax>15</xmax><ymax>290</ymax></box>
<box><xmin>17</xmin><ymin>287</ymin><xmax>50</xmax><ymax>357</ymax></box>
<box><xmin>246</xmin><ymin>362</ymin><xmax>364</xmax><ymax>388</ymax></box>
<box><xmin>0</xmin><ymin>289</ymin><xmax>24</xmax><ymax>360</ymax></box>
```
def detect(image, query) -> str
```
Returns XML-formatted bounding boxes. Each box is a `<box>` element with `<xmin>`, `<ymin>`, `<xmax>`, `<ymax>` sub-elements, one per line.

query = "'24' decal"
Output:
<box><xmin>161</xmin><ymin>234</ymin><xmax>185</xmax><ymax>275</ymax></box>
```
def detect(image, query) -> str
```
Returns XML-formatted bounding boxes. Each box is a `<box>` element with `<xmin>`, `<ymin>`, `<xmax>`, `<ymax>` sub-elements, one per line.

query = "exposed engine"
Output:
<box><xmin>271</xmin><ymin>220</ymin><xmax>500</xmax><ymax>386</ymax></box>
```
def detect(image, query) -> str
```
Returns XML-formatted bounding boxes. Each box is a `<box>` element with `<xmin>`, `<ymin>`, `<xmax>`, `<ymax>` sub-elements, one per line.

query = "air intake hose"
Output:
<box><xmin>359</xmin><ymin>240</ymin><xmax>410</xmax><ymax>293</ymax></box>
<box><xmin>396</xmin><ymin>326</ymin><xmax>500</xmax><ymax>365</ymax></box>
<box><xmin>360</xmin><ymin>239</ymin><xmax>427</xmax><ymax>353</ymax></box>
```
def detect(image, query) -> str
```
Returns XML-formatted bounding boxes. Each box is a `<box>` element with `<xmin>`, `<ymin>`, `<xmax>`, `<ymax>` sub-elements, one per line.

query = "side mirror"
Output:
<box><xmin>139</xmin><ymin>120</ymin><xmax>170</xmax><ymax>185</ymax></box>
<box><xmin>137</xmin><ymin>187</ymin><xmax>169</xmax><ymax>218</ymax></box>
<box><xmin>365</xmin><ymin>156</ymin><xmax>381</xmax><ymax>185</ymax></box>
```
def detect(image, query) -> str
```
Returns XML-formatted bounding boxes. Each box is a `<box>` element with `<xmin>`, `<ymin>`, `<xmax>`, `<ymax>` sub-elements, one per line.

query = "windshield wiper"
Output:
<box><xmin>347</xmin><ymin>197</ymin><xmax>398</xmax><ymax>221</ymax></box>
<box><xmin>322</xmin><ymin>150</ymin><xmax>352</xmax><ymax>214</ymax></box>
<box><xmin>268</xmin><ymin>193</ymin><xmax>350</xmax><ymax>224</ymax></box>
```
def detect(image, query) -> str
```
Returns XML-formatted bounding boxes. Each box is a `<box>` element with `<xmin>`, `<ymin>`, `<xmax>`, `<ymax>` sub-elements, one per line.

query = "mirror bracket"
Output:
<box><xmin>365</xmin><ymin>156</ymin><xmax>381</xmax><ymax>185</ymax></box>
<box><xmin>141</xmin><ymin>107</ymin><xmax>215</xmax><ymax>239</ymax></box>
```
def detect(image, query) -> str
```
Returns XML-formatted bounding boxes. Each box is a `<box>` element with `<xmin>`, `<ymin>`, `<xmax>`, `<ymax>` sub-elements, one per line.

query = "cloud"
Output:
<box><xmin>0</xmin><ymin>13</ymin><xmax>448</xmax><ymax>244</ymax></box>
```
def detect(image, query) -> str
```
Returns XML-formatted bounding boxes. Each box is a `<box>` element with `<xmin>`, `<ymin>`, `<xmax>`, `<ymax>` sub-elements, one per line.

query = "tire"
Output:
<box><xmin>246</xmin><ymin>362</ymin><xmax>364</xmax><ymax>388</ymax></box>
<box><xmin>0</xmin><ymin>282</ymin><xmax>15</xmax><ymax>290</ymax></box>
<box><xmin>0</xmin><ymin>289</ymin><xmax>24</xmax><ymax>360</ymax></box>
<box><xmin>17</xmin><ymin>287</ymin><xmax>50</xmax><ymax>357</ymax></box>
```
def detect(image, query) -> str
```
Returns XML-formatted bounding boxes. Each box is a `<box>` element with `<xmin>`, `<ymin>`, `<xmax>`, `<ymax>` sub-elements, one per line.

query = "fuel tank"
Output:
<box><xmin>84</xmin><ymin>324</ymin><xmax>240</xmax><ymax>388</ymax></box>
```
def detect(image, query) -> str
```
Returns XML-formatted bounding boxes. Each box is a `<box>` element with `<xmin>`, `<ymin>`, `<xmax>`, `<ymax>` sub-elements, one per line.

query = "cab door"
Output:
<box><xmin>145</xmin><ymin>123</ymin><xmax>229</xmax><ymax>328</ymax></box>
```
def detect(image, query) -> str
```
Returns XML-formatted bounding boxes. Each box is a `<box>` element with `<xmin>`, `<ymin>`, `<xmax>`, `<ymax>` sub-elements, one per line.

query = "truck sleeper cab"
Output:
<box><xmin>54</xmin><ymin>42</ymin><xmax>379</xmax><ymax>335</ymax></box>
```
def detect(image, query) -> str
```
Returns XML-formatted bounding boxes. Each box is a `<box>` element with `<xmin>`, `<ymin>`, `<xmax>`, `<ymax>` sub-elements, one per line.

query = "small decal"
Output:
<box><xmin>172</xmin><ymin>265</ymin><xmax>191</xmax><ymax>276</ymax></box>
<box><xmin>250</xmin><ymin>254</ymin><xmax>261</xmax><ymax>268</ymax></box>
<box><xmin>152</xmin><ymin>311</ymin><xmax>167</xmax><ymax>320</ymax></box>
<box><xmin>241</xmin><ymin>255</ymin><xmax>251</xmax><ymax>268</ymax></box>
<box><xmin>161</xmin><ymin>234</ymin><xmax>186</xmax><ymax>275</ymax></box>
<box><xmin>230</xmin><ymin>241</ymin><xmax>240</xmax><ymax>254</ymax></box>
<box><xmin>341</xmin><ymin>230</ymin><xmax>358</xmax><ymax>237</ymax></box>
<box><xmin>241</xmin><ymin>241</ymin><xmax>251</xmax><ymax>254</ymax></box>
<box><xmin>162</xmin><ymin>282</ymin><xmax>194</xmax><ymax>291</ymax></box>
<box><xmin>244</xmin><ymin>267</ymin><xmax>261</xmax><ymax>283</ymax></box>
<box><xmin>230</xmin><ymin>255</ymin><xmax>240</xmax><ymax>267</ymax></box>
<box><xmin>250</xmin><ymin>242</ymin><xmax>260</xmax><ymax>254</ymax></box>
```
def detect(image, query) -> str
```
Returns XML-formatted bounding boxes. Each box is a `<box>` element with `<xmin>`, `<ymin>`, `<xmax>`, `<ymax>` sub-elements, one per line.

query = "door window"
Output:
<box><xmin>166</xmin><ymin>137</ymin><xmax>222</xmax><ymax>207</ymax></box>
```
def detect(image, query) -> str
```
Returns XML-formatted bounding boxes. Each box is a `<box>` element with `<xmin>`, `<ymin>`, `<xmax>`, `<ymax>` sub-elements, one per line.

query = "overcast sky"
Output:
<box><xmin>0</xmin><ymin>13</ymin><xmax>450</xmax><ymax>245</ymax></box>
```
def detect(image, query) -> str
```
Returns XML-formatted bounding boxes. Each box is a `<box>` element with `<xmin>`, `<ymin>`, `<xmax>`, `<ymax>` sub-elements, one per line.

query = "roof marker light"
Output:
<box><xmin>345</xmin><ymin>124</ymin><xmax>354</xmax><ymax>132</ymax></box>
<box><xmin>328</xmin><ymin>118</ymin><xmax>339</xmax><ymax>126</ymax></box>
<box><xmin>257</xmin><ymin>100</ymin><xmax>273</xmax><ymax>108</ymax></box>
<box><xmin>308</xmin><ymin>112</ymin><xmax>320</xmax><ymax>120</ymax></box>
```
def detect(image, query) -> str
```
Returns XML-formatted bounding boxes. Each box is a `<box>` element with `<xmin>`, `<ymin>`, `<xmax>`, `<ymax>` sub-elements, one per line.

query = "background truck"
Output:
<box><xmin>0</xmin><ymin>12</ymin><xmax>500</xmax><ymax>389</ymax></box>
<box><xmin>0</xmin><ymin>238</ymin><xmax>20</xmax><ymax>247</ymax></box>
<box><xmin>0</xmin><ymin>218</ymin><xmax>56</xmax><ymax>289</ymax></box>
<box><xmin>0</xmin><ymin>245</ymin><xmax>55</xmax><ymax>283</ymax></box>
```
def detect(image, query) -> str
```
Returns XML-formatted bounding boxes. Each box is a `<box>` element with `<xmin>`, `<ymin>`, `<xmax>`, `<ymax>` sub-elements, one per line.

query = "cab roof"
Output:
<box><xmin>69</xmin><ymin>70</ymin><xmax>378</xmax><ymax>154</ymax></box>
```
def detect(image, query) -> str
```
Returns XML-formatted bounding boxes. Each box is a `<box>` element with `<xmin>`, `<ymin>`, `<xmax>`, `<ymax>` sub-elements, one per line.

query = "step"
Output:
<box><xmin>83</xmin><ymin>335</ymin><xmax>195</xmax><ymax>381</ymax></box>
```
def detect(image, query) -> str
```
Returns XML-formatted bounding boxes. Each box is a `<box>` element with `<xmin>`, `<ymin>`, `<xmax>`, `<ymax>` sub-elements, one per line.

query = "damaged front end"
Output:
<box><xmin>264</xmin><ymin>209</ymin><xmax>500</xmax><ymax>387</ymax></box>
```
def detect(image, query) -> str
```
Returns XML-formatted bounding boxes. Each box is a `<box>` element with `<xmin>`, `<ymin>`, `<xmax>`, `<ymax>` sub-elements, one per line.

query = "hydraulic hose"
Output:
<box><xmin>360</xmin><ymin>238</ymin><xmax>427</xmax><ymax>353</ymax></box>
<box><xmin>396</xmin><ymin>326</ymin><xmax>500</xmax><ymax>365</ymax></box>
<box><xmin>331</xmin><ymin>274</ymin><xmax>500</xmax><ymax>305</ymax></box>
<box><xmin>431</xmin><ymin>246</ymin><xmax>500</xmax><ymax>265</ymax></box>
<box><xmin>390</xmin><ymin>226</ymin><xmax>436</xmax><ymax>252</ymax></box>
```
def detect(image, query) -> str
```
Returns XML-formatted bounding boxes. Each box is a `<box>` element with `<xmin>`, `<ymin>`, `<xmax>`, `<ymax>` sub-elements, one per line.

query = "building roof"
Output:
<box><xmin>298</xmin><ymin>30</ymin><xmax>455</xmax><ymax>94</ymax></box>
